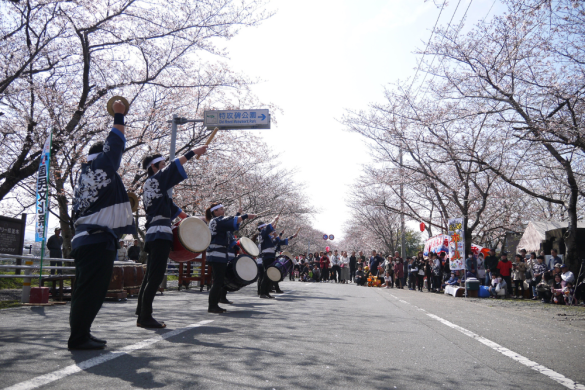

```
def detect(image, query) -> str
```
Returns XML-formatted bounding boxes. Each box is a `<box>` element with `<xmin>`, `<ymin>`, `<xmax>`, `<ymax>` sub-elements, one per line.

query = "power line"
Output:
<box><xmin>483</xmin><ymin>0</ymin><xmax>497</xmax><ymax>22</ymax></box>
<box><xmin>413</xmin><ymin>0</ymin><xmax>474</xmax><ymax>99</ymax></box>
<box><xmin>408</xmin><ymin>1</ymin><xmax>447</xmax><ymax>91</ymax></box>
<box><xmin>413</xmin><ymin>0</ymin><xmax>482</xmax><ymax>101</ymax></box>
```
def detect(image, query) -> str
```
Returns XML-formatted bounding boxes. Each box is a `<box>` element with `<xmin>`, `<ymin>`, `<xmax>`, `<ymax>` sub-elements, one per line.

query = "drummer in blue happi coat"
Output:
<box><xmin>205</xmin><ymin>203</ymin><xmax>257</xmax><ymax>313</ymax></box>
<box><xmin>257</xmin><ymin>217</ymin><xmax>281</xmax><ymax>299</ymax></box>
<box><xmin>272</xmin><ymin>230</ymin><xmax>298</xmax><ymax>293</ymax></box>
<box><xmin>68</xmin><ymin>100</ymin><xmax>136</xmax><ymax>350</ymax></box>
<box><xmin>136</xmin><ymin>145</ymin><xmax>207</xmax><ymax>328</ymax></box>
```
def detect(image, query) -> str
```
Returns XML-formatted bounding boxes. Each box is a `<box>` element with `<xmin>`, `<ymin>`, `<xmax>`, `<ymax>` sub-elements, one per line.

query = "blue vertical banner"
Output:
<box><xmin>35</xmin><ymin>133</ymin><xmax>52</xmax><ymax>242</ymax></box>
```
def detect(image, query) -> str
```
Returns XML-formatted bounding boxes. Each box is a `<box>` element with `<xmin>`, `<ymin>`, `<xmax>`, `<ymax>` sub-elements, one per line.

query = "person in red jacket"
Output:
<box><xmin>394</xmin><ymin>259</ymin><xmax>405</xmax><ymax>289</ymax></box>
<box><xmin>320</xmin><ymin>252</ymin><xmax>330</xmax><ymax>282</ymax></box>
<box><xmin>497</xmin><ymin>252</ymin><xmax>514</xmax><ymax>296</ymax></box>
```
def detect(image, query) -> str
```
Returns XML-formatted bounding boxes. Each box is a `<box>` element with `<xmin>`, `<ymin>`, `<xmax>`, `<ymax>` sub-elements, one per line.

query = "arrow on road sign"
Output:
<box><xmin>259</xmin><ymin>114</ymin><xmax>266</xmax><ymax>121</ymax></box>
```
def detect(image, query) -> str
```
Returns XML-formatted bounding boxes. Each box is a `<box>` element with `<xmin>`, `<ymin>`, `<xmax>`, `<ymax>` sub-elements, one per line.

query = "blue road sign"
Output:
<box><xmin>204</xmin><ymin>109</ymin><xmax>270</xmax><ymax>130</ymax></box>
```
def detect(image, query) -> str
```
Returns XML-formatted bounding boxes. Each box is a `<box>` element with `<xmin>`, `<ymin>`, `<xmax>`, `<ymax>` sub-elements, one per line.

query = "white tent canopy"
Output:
<box><xmin>517</xmin><ymin>221</ymin><xmax>585</xmax><ymax>253</ymax></box>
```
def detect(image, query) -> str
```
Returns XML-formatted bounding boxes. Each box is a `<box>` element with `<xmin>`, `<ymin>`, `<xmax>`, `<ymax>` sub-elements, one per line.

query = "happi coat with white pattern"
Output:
<box><xmin>206</xmin><ymin>216</ymin><xmax>241</xmax><ymax>263</ymax></box>
<box><xmin>142</xmin><ymin>159</ymin><xmax>187</xmax><ymax>243</ymax></box>
<box><xmin>72</xmin><ymin>128</ymin><xmax>136</xmax><ymax>251</ymax></box>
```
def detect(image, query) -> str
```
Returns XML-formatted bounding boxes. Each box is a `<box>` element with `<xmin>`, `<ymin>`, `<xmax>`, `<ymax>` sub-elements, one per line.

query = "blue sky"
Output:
<box><xmin>225</xmin><ymin>0</ymin><xmax>501</xmax><ymax>239</ymax></box>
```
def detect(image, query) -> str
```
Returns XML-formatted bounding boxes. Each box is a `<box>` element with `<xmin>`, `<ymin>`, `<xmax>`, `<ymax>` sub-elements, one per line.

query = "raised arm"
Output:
<box><xmin>178</xmin><ymin>145</ymin><xmax>208</xmax><ymax>165</ymax></box>
<box><xmin>112</xmin><ymin>101</ymin><xmax>126</xmax><ymax>135</ymax></box>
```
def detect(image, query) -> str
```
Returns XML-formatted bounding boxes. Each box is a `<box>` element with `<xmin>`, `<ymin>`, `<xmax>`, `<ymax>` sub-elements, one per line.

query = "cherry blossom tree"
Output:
<box><xmin>344</xmin><ymin>0</ymin><xmax>585</xmax><ymax>270</ymax></box>
<box><xmin>0</xmin><ymin>0</ymin><xmax>271</xmax><ymax>201</ymax></box>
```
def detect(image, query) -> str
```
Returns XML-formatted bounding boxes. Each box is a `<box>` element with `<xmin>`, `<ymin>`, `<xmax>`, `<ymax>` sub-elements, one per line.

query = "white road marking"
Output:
<box><xmin>4</xmin><ymin>320</ymin><xmax>214</xmax><ymax>390</ymax></box>
<box><xmin>388</xmin><ymin>293</ymin><xmax>585</xmax><ymax>390</ymax></box>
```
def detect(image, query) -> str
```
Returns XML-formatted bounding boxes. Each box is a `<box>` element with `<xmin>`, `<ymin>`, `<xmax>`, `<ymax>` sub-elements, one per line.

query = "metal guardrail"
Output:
<box><xmin>0</xmin><ymin>254</ymin><xmax>75</xmax><ymax>302</ymax></box>
<box><xmin>0</xmin><ymin>253</ymin><xmax>74</xmax><ymax>262</ymax></box>
<box><xmin>1</xmin><ymin>255</ymin><xmax>200</xmax><ymax>302</ymax></box>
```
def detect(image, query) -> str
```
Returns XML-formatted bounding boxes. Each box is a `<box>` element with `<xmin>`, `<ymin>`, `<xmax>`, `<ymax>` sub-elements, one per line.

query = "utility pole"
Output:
<box><xmin>400</xmin><ymin>148</ymin><xmax>406</xmax><ymax>259</ymax></box>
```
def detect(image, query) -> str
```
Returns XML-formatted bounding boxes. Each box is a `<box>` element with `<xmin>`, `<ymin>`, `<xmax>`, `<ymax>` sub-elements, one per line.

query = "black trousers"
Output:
<box><xmin>349</xmin><ymin>267</ymin><xmax>356</xmax><ymax>282</ymax></box>
<box><xmin>209</xmin><ymin>262</ymin><xmax>227</xmax><ymax>309</ymax></box>
<box><xmin>503</xmin><ymin>276</ymin><xmax>513</xmax><ymax>295</ymax></box>
<box><xmin>50</xmin><ymin>261</ymin><xmax>63</xmax><ymax>275</ymax></box>
<box><xmin>320</xmin><ymin>268</ymin><xmax>329</xmax><ymax>281</ymax></box>
<box><xmin>331</xmin><ymin>265</ymin><xmax>341</xmax><ymax>282</ymax></box>
<box><xmin>257</xmin><ymin>263</ymin><xmax>264</xmax><ymax>295</ymax></box>
<box><xmin>514</xmin><ymin>280</ymin><xmax>524</xmax><ymax>296</ymax></box>
<box><xmin>408</xmin><ymin>273</ymin><xmax>416</xmax><ymax>289</ymax></box>
<box><xmin>417</xmin><ymin>274</ymin><xmax>424</xmax><ymax>290</ymax></box>
<box><xmin>261</xmin><ymin>258</ymin><xmax>275</xmax><ymax>295</ymax></box>
<box><xmin>137</xmin><ymin>240</ymin><xmax>171</xmax><ymax>321</ymax></box>
<box><xmin>68</xmin><ymin>242</ymin><xmax>115</xmax><ymax>347</ymax></box>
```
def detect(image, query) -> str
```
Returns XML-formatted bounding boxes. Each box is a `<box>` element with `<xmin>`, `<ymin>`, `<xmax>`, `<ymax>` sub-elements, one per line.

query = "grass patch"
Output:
<box><xmin>0</xmin><ymin>300</ymin><xmax>21</xmax><ymax>309</ymax></box>
<box><xmin>0</xmin><ymin>276</ymin><xmax>41</xmax><ymax>290</ymax></box>
<box><xmin>1</xmin><ymin>271</ymin><xmax>73</xmax><ymax>290</ymax></box>
<box><xmin>167</xmin><ymin>275</ymin><xmax>178</xmax><ymax>281</ymax></box>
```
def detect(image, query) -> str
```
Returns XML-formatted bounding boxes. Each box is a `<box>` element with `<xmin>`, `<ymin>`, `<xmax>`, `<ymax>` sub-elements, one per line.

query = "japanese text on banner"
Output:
<box><xmin>35</xmin><ymin>136</ymin><xmax>51</xmax><ymax>242</ymax></box>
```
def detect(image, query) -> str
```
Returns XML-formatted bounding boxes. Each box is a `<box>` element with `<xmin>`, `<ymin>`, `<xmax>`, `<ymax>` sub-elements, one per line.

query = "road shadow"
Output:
<box><xmin>221</xmin><ymin>310</ymin><xmax>270</xmax><ymax>318</ymax></box>
<box><xmin>30</xmin><ymin>307</ymin><xmax>47</xmax><ymax>316</ymax></box>
<box><xmin>70</xmin><ymin>353</ymin><xmax>166</xmax><ymax>388</ymax></box>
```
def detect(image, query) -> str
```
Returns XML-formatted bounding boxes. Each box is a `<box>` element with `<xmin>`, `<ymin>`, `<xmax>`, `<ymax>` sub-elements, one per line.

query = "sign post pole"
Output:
<box><xmin>167</xmin><ymin>115</ymin><xmax>203</xmax><ymax>197</ymax></box>
<box><xmin>24</xmin><ymin>131</ymin><xmax>52</xmax><ymax>303</ymax></box>
<box><xmin>38</xmin><ymin>131</ymin><xmax>52</xmax><ymax>284</ymax></box>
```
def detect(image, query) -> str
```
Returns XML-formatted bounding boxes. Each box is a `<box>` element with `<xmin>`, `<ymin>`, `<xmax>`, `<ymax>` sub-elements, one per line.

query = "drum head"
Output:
<box><xmin>239</xmin><ymin>237</ymin><xmax>260</xmax><ymax>257</ymax></box>
<box><xmin>281</xmin><ymin>251</ymin><xmax>293</xmax><ymax>259</ymax></box>
<box><xmin>235</xmin><ymin>256</ymin><xmax>258</xmax><ymax>282</ymax></box>
<box><xmin>266</xmin><ymin>266</ymin><xmax>282</xmax><ymax>282</ymax></box>
<box><xmin>178</xmin><ymin>217</ymin><xmax>211</xmax><ymax>253</ymax></box>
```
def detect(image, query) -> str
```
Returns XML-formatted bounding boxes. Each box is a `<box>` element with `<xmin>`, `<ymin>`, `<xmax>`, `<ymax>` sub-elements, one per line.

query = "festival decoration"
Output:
<box><xmin>448</xmin><ymin>218</ymin><xmax>465</xmax><ymax>270</ymax></box>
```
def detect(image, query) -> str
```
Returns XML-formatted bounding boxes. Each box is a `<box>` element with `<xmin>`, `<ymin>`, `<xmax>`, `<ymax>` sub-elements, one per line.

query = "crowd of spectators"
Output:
<box><xmin>289</xmin><ymin>248</ymin><xmax>584</xmax><ymax>306</ymax></box>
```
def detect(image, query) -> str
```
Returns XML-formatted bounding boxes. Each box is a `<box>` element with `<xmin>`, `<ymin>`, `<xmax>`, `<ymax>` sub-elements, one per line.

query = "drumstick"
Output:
<box><xmin>196</xmin><ymin>127</ymin><xmax>219</xmax><ymax>160</ymax></box>
<box><xmin>273</xmin><ymin>206</ymin><xmax>285</xmax><ymax>228</ymax></box>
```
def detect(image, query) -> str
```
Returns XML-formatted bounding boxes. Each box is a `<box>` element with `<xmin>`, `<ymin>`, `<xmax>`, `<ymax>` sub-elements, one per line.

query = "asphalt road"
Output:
<box><xmin>1</xmin><ymin>281</ymin><xmax>584</xmax><ymax>390</ymax></box>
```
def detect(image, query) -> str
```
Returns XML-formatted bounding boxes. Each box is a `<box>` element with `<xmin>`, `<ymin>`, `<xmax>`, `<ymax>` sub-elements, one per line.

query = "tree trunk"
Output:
<box><xmin>52</xmin><ymin>160</ymin><xmax>73</xmax><ymax>258</ymax></box>
<box><xmin>564</xmin><ymin>187</ymin><xmax>579</xmax><ymax>273</ymax></box>
<box><xmin>57</xmin><ymin>194</ymin><xmax>73</xmax><ymax>258</ymax></box>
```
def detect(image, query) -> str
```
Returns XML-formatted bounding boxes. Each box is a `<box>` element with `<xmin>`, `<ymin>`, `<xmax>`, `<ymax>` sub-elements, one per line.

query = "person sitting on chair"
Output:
<box><xmin>443</xmin><ymin>272</ymin><xmax>460</xmax><ymax>289</ymax></box>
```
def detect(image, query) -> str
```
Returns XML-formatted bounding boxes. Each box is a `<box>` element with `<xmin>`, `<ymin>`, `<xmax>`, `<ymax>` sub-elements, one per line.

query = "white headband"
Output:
<box><xmin>149</xmin><ymin>156</ymin><xmax>165</xmax><ymax>167</ymax></box>
<box><xmin>87</xmin><ymin>153</ymin><xmax>100</xmax><ymax>162</ymax></box>
<box><xmin>257</xmin><ymin>223</ymin><xmax>268</xmax><ymax>229</ymax></box>
<box><xmin>210</xmin><ymin>204</ymin><xmax>224</xmax><ymax>212</ymax></box>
